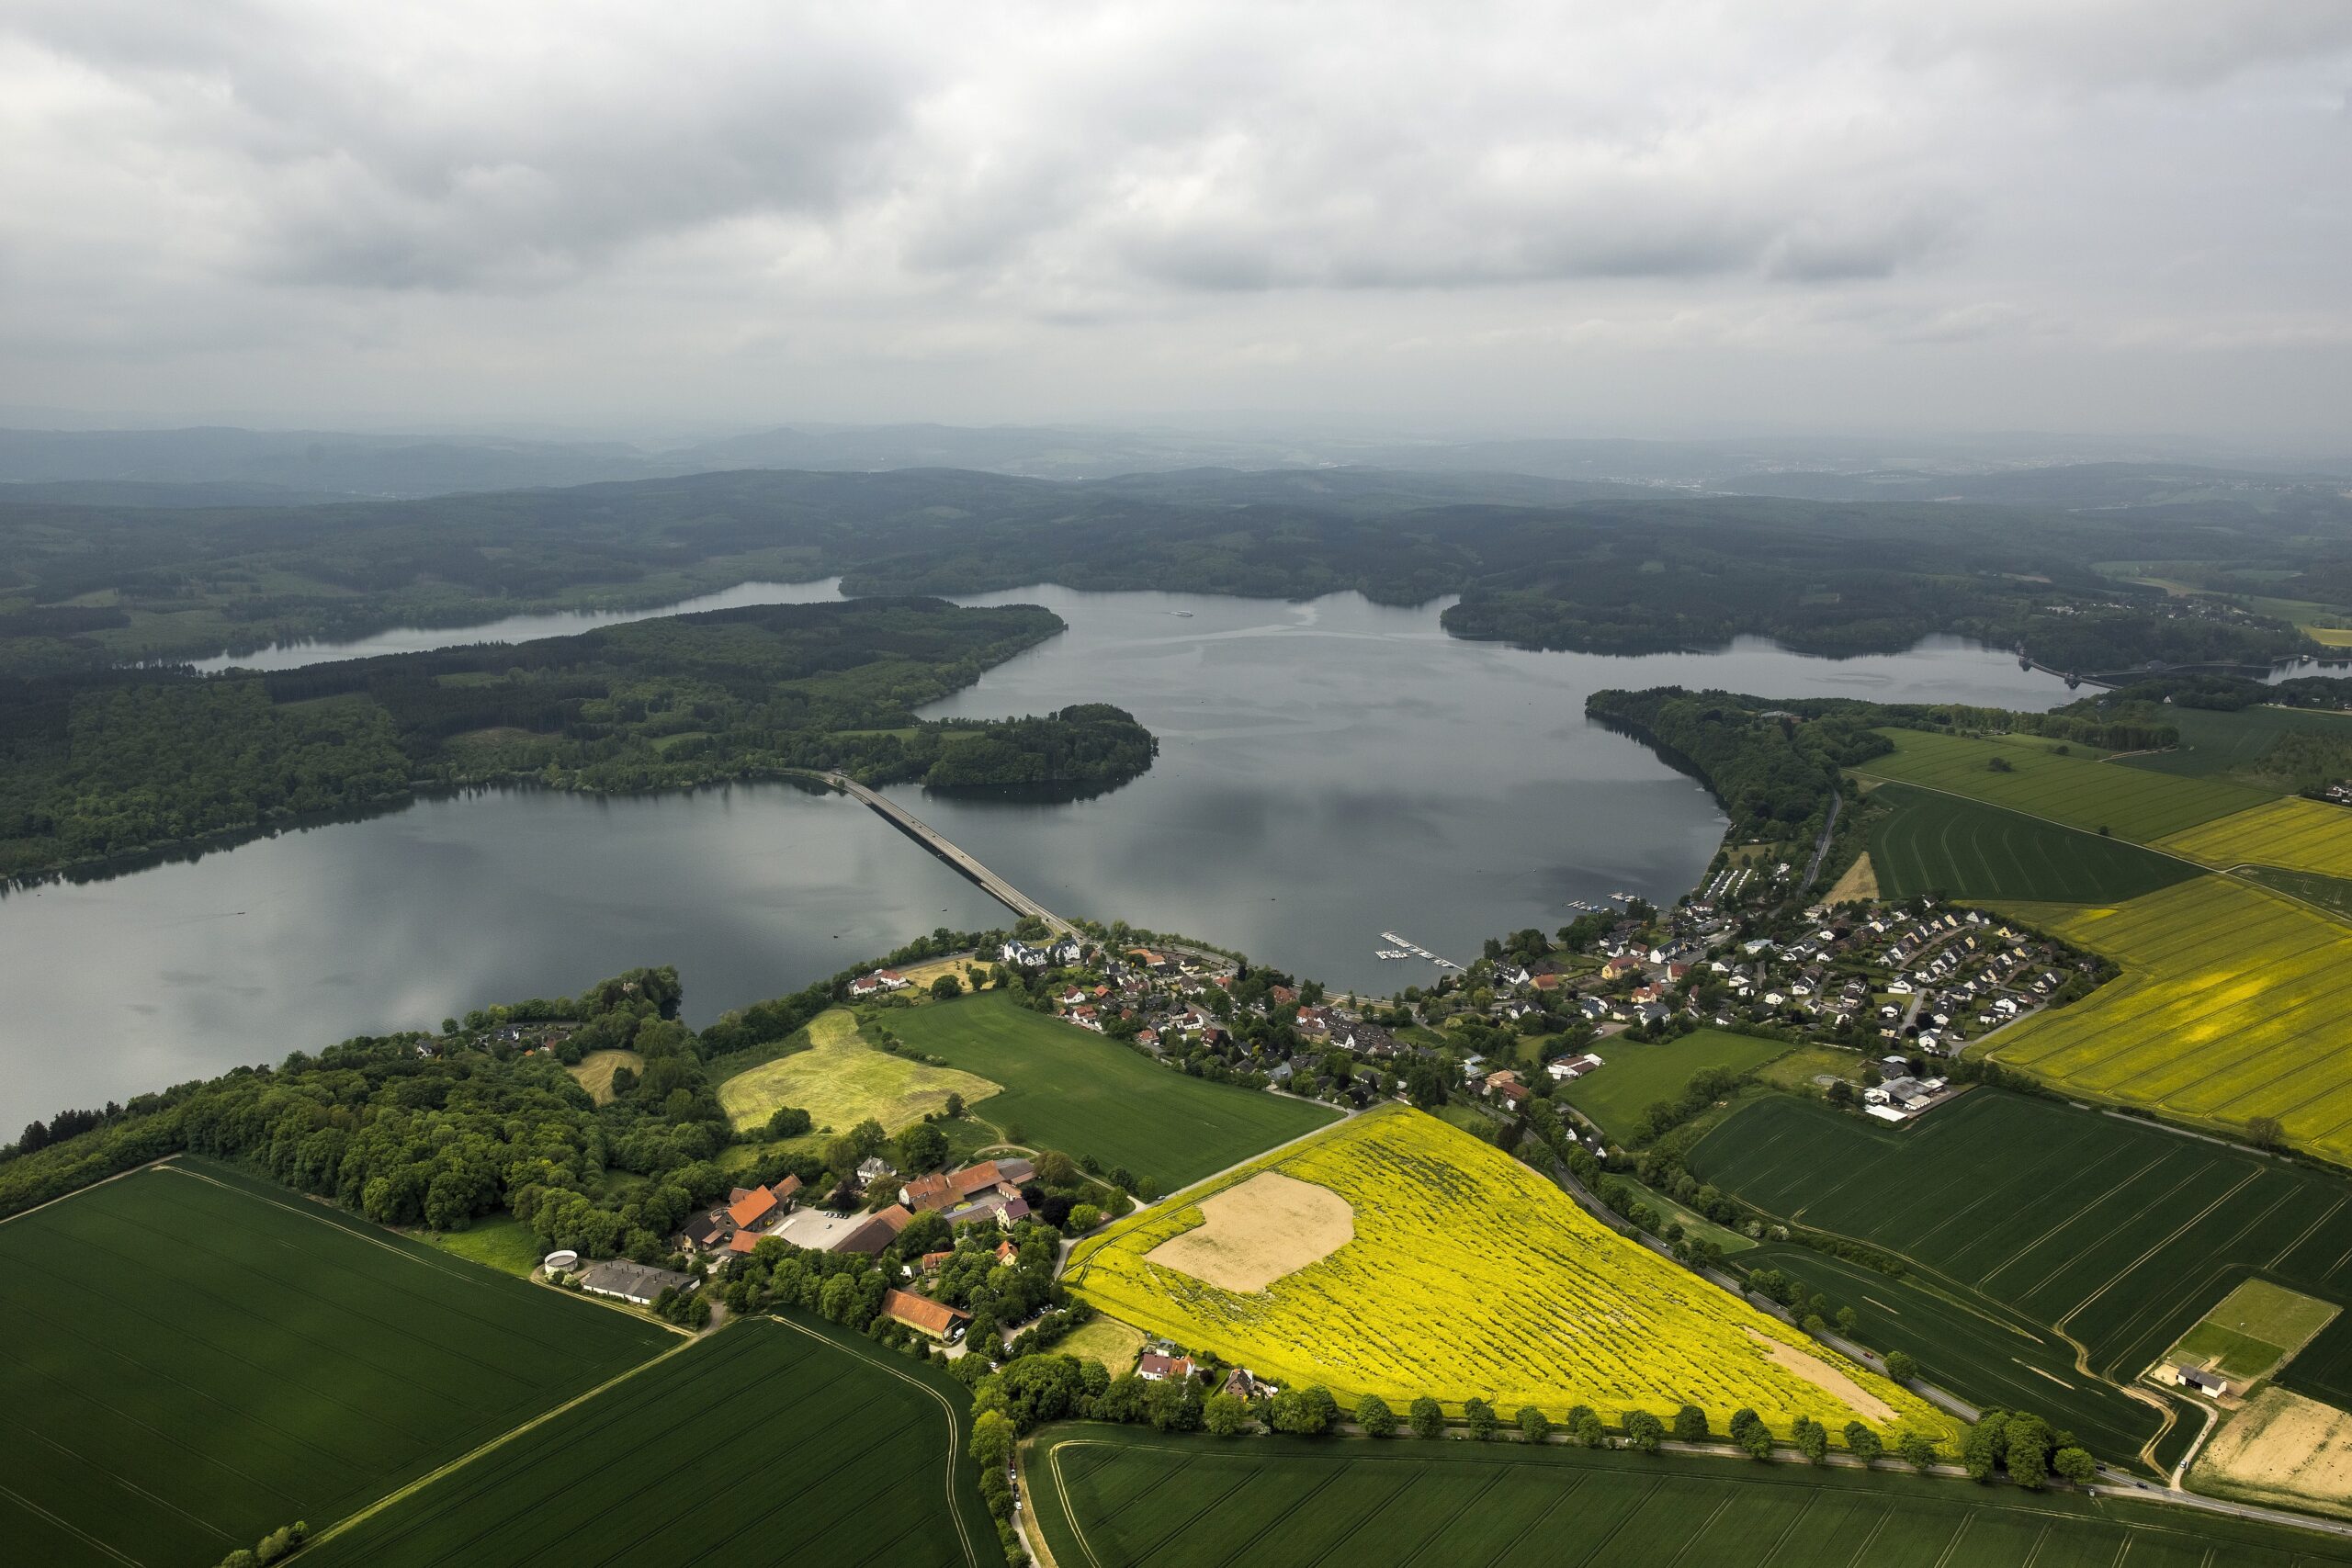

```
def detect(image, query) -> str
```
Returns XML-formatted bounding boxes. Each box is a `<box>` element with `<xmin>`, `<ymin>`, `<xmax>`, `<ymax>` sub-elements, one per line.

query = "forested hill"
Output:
<box><xmin>4</xmin><ymin>465</ymin><xmax>2344</xmax><ymax>676</ymax></box>
<box><xmin>0</xmin><ymin>597</ymin><xmax>1154</xmax><ymax>881</ymax></box>
<box><xmin>1586</xmin><ymin>687</ymin><xmax>2185</xmax><ymax>840</ymax></box>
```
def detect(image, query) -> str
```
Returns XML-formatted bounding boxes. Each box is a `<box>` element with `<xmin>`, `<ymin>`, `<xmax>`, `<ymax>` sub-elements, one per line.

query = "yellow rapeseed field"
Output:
<box><xmin>2157</xmin><ymin>797</ymin><xmax>2352</xmax><ymax>880</ymax></box>
<box><xmin>1066</xmin><ymin>1105</ymin><xmax>1953</xmax><ymax>1442</ymax></box>
<box><xmin>1988</xmin><ymin>877</ymin><xmax>2352</xmax><ymax>1161</ymax></box>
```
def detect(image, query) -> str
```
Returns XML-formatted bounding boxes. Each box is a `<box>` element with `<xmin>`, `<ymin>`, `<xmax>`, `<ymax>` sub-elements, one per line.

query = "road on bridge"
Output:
<box><xmin>820</xmin><ymin>773</ymin><xmax>1073</xmax><ymax>936</ymax></box>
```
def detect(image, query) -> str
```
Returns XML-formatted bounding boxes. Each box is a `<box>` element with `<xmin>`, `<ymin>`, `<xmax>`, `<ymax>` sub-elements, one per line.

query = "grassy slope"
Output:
<box><xmin>417</xmin><ymin>1213</ymin><xmax>548</xmax><ymax>1278</ymax></box>
<box><xmin>1690</xmin><ymin>1090</ymin><xmax>2352</xmax><ymax>1470</ymax></box>
<box><xmin>1865</xmin><ymin>781</ymin><xmax>2203</xmax><ymax>903</ymax></box>
<box><xmin>1068</xmin><ymin>1106</ymin><xmax>1947</xmax><ymax>1437</ymax></box>
<box><xmin>1851</xmin><ymin>728</ymin><xmax>2265</xmax><ymax>842</ymax></box>
<box><xmin>1028</xmin><ymin>1427</ymin><xmax>2352</xmax><ymax>1568</ymax></box>
<box><xmin>1555</xmin><ymin>1028</ymin><xmax>1790</xmax><ymax>1142</ymax></box>
<box><xmin>0</xmin><ymin>1160</ymin><xmax>669</xmax><ymax>1568</ymax></box>
<box><xmin>716</xmin><ymin>1008</ymin><xmax>1001</xmax><ymax>1135</ymax></box>
<box><xmin>566</xmin><ymin>1047</ymin><xmax>644</xmax><ymax>1105</ymax></box>
<box><xmin>884</xmin><ymin>990</ymin><xmax>1339</xmax><ymax>1190</ymax></box>
<box><xmin>307</xmin><ymin>1315</ymin><xmax>991</xmax><ymax>1568</ymax></box>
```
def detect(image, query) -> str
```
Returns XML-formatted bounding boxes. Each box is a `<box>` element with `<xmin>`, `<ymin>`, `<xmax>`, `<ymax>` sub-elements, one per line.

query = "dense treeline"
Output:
<box><xmin>0</xmin><ymin>929</ymin><xmax>1001</xmax><ymax>1238</ymax></box>
<box><xmin>4</xmin><ymin>467</ymin><xmax>2336</xmax><ymax>677</ymax></box>
<box><xmin>0</xmin><ymin>599</ymin><xmax>1154</xmax><ymax>878</ymax></box>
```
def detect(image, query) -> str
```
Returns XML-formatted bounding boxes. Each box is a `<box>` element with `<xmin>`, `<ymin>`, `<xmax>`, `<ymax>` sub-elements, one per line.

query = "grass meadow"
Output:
<box><xmin>1027</xmin><ymin>1427</ymin><xmax>2352</xmax><ymax>1568</ymax></box>
<box><xmin>1863</xmin><ymin>782</ymin><xmax>2201</xmax><ymax>904</ymax></box>
<box><xmin>1690</xmin><ymin>1090</ymin><xmax>2352</xmax><ymax>1470</ymax></box>
<box><xmin>1068</xmin><ymin>1107</ymin><xmax>1948</xmax><ymax>1438</ymax></box>
<box><xmin>2158</xmin><ymin>795</ymin><xmax>2352</xmax><ymax>879</ymax></box>
<box><xmin>1851</xmin><ymin>728</ymin><xmax>2265</xmax><ymax>842</ymax></box>
<box><xmin>1988</xmin><ymin>877</ymin><xmax>2352</xmax><ymax>1162</ymax></box>
<box><xmin>883</xmin><ymin>989</ymin><xmax>1339</xmax><ymax>1189</ymax></box>
<box><xmin>1555</xmin><ymin>1028</ymin><xmax>1789</xmax><ymax>1142</ymax></box>
<box><xmin>565</xmin><ymin>1047</ymin><xmax>643</xmax><ymax>1105</ymax></box>
<box><xmin>307</xmin><ymin>1315</ymin><xmax>990</xmax><ymax>1568</ymax></box>
<box><xmin>717</xmin><ymin>1007</ymin><xmax>1001</xmax><ymax>1135</ymax></box>
<box><xmin>0</xmin><ymin>1160</ymin><xmax>669</xmax><ymax>1568</ymax></box>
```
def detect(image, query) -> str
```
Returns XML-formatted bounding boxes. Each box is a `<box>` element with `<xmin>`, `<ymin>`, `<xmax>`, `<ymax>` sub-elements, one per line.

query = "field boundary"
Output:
<box><xmin>309</xmin><ymin>1333</ymin><xmax>701</xmax><ymax>1549</ymax></box>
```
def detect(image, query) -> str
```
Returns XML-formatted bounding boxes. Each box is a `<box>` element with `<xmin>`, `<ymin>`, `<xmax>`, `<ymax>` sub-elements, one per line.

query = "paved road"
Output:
<box><xmin>1802</xmin><ymin>786</ymin><xmax>1843</xmax><ymax>889</ymax></box>
<box><xmin>821</xmin><ymin>772</ymin><xmax>1073</xmax><ymax>935</ymax></box>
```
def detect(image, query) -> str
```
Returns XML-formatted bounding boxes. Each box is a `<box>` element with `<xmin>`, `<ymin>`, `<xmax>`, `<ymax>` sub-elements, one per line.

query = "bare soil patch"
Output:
<box><xmin>2193</xmin><ymin>1386</ymin><xmax>2352</xmax><ymax>1519</ymax></box>
<box><xmin>1145</xmin><ymin>1172</ymin><xmax>1353</xmax><ymax>1292</ymax></box>
<box><xmin>1741</xmin><ymin>1328</ymin><xmax>1896</xmax><ymax>1425</ymax></box>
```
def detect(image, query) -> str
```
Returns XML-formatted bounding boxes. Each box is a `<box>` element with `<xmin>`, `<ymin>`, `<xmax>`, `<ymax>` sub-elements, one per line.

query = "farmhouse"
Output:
<box><xmin>848</xmin><ymin>969</ymin><xmax>910</xmax><ymax>997</ymax></box>
<box><xmin>901</xmin><ymin>1156</ymin><xmax>1037</xmax><ymax>1213</ymax></box>
<box><xmin>880</xmin><ymin>1288</ymin><xmax>971</xmax><ymax>1342</ymax></box>
<box><xmin>577</xmin><ymin>1260</ymin><xmax>697</xmax><ymax>1306</ymax></box>
<box><xmin>1138</xmin><ymin>1352</ymin><xmax>1196</xmax><ymax>1382</ymax></box>
<box><xmin>2172</xmin><ymin>1365</ymin><xmax>2231</xmax><ymax>1396</ymax></box>
<box><xmin>1547</xmin><ymin>1052</ymin><xmax>1605</xmax><ymax>1082</ymax></box>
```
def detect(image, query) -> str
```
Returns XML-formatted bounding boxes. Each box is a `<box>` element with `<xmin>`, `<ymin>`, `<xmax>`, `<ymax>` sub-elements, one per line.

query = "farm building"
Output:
<box><xmin>900</xmin><ymin>1157</ymin><xmax>1037</xmax><ymax>1213</ymax></box>
<box><xmin>577</xmin><ymin>1260</ymin><xmax>697</xmax><ymax>1306</ymax></box>
<box><xmin>1138</xmin><ymin>1352</ymin><xmax>1195</xmax><ymax>1382</ymax></box>
<box><xmin>2173</xmin><ymin>1365</ymin><xmax>2230</xmax><ymax>1397</ymax></box>
<box><xmin>833</xmin><ymin>1204</ymin><xmax>915</xmax><ymax>1257</ymax></box>
<box><xmin>880</xmin><ymin>1288</ymin><xmax>971</xmax><ymax>1342</ymax></box>
<box><xmin>1547</xmin><ymin>1053</ymin><xmax>1605</xmax><ymax>1082</ymax></box>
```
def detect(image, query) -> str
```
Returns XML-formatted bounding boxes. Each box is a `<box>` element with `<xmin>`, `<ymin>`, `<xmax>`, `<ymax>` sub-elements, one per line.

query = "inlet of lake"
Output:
<box><xmin>2</xmin><ymin>585</ymin><xmax>2077</xmax><ymax>1132</ymax></box>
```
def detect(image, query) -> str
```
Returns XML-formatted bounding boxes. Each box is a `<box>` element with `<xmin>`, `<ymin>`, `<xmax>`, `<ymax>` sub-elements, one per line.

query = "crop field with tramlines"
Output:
<box><xmin>1066</xmin><ymin>1106</ymin><xmax>1950</xmax><ymax>1440</ymax></box>
<box><xmin>306</xmin><ymin>1316</ymin><xmax>990</xmax><ymax>1568</ymax></box>
<box><xmin>887</xmin><ymin>989</ymin><xmax>1339</xmax><ymax>1190</ymax></box>
<box><xmin>2157</xmin><ymin>795</ymin><xmax>2352</xmax><ymax>879</ymax></box>
<box><xmin>0</xmin><ymin>1159</ymin><xmax>670</xmax><ymax>1568</ymax></box>
<box><xmin>1027</xmin><ymin>1427</ymin><xmax>2352</xmax><ymax>1568</ymax></box>
<box><xmin>1987</xmin><ymin>876</ymin><xmax>2352</xmax><ymax>1162</ymax></box>
<box><xmin>1863</xmin><ymin>781</ymin><xmax>2201</xmax><ymax>903</ymax></box>
<box><xmin>1849</xmin><ymin>727</ymin><xmax>2265</xmax><ymax>841</ymax></box>
<box><xmin>2120</xmin><ymin>703</ymin><xmax>2352</xmax><ymax>786</ymax></box>
<box><xmin>1689</xmin><ymin>1091</ymin><xmax>2352</xmax><ymax>1471</ymax></box>
<box><xmin>1726</xmin><ymin>1246</ymin><xmax>2165</xmax><ymax>1464</ymax></box>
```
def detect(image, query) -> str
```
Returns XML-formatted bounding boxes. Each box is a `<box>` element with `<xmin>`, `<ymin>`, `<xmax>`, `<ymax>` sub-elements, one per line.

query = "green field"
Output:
<box><xmin>309</xmin><ymin>1315</ymin><xmax>989</xmax><ymax>1567</ymax></box>
<box><xmin>1732</xmin><ymin>1246</ymin><xmax>2160</xmax><ymax>1463</ymax></box>
<box><xmin>2120</xmin><ymin>703</ymin><xmax>2352</xmax><ymax>786</ymax></box>
<box><xmin>1555</xmin><ymin>1029</ymin><xmax>1789</xmax><ymax>1142</ymax></box>
<box><xmin>1689</xmin><ymin>1090</ymin><xmax>2352</xmax><ymax>1472</ymax></box>
<box><xmin>883</xmin><ymin>990</ymin><xmax>1340</xmax><ymax>1190</ymax></box>
<box><xmin>1028</xmin><ymin>1427</ymin><xmax>2352</xmax><ymax>1567</ymax></box>
<box><xmin>2167</xmin><ymin>1278</ymin><xmax>2341</xmax><ymax>1384</ymax></box>
<box><xmin>419</xmin><ymin>1212</ymin><xmax>548</xmax><ymax>1277</ymax></box>
<box><xmin>1864</xmin><ymin>782</ymin><xmax>2202</xmax><ymax>903</ymax></box>
<box><xmin>0</xmin><ymin>1161</ymin><xmax>671</xmax><ymax>1568</ymax></box>
<box><xmin>1850</xmin><ymin>728</ymin><xmax>2265</xmax><ymax>842</ymax></box>
<box><xmin>2240</xmin><ymin>864</ymin><xmax>2352</xmax><ymax>919</ymax></box>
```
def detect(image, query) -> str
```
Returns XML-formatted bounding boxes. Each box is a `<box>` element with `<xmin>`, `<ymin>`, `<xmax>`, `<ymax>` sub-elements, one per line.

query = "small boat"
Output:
<box><xmin>1170</xmin><ymin>610</ymin><xmax>1193</xmax><ymax>618</ymax></box>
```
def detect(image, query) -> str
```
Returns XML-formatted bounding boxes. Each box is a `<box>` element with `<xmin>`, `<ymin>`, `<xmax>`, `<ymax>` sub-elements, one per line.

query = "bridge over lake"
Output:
<box><xmin>820</xmin><ymin>773</ymin><xmax>1074</xmax><ymax>936</ymax></box>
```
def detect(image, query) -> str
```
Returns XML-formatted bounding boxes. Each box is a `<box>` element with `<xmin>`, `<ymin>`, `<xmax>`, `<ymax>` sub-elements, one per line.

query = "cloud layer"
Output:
<box><xmin>3</xmin><ymin>0</ymin><xmax>2347</xmax><ymax>438</ymax></box>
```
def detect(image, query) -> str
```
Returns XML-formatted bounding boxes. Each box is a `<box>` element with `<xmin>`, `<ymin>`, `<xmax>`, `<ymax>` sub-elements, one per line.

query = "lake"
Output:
<box><xmin>3</xmin><ymin>587</ymin><xmax>2071</xmax><ymax>1133</ymax></box>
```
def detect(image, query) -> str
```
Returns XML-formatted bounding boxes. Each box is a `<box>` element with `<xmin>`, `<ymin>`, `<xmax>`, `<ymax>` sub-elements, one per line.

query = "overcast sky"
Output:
<box><xmin>4</xmin><ymin>1</ymin><xmax>2348</xmax><ymax>443</ymax></box>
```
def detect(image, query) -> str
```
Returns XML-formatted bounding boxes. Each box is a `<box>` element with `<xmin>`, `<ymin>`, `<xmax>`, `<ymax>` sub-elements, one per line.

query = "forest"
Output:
<box><xmin>1585</xmin><ymin>686</ymin><xmax>2189</xmax><ymax>840</ymax></box>
<box><xmin>5</xmin><ymin>466</ymin><xmax>2345</xmax><ymax>675</ymax></box>
<box><xmin>0</xmin><ymin>598</ymin><xmax>1154</xmax><ymax>879</ymax></box>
